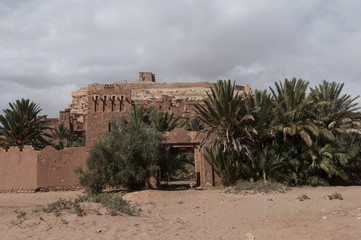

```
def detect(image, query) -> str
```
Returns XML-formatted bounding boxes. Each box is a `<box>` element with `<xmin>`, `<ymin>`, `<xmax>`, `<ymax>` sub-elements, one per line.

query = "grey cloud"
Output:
<box><xmin>0</xmin><ymin>0</ymin><xmax>361</xmax><ymax>117</ymax></box>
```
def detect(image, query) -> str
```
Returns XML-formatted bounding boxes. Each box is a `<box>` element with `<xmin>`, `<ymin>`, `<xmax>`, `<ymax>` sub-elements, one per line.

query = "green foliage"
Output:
<box><xmin>331</xmin><ymin>132</ymin><xmax>361</xmax><ymax>168</ymax></box>
<box><xmin>77</xmin><ymin>106</ymin><xmax>167</xmax><ymax>192</ymax></box>
<box><xmin>245</xmin><ymin>90</ymin><xmax>275</xmax><ymax>146</ymax></box>
<box><xmin>66</xmin><ymin>132</ymin><xmax>86</xmax><ymax>147</ymax></box>
<box><xmin>0</xmin><ymin>99</ymin><xmax>50</xmax><ymax>148</ymax></box>
<box><xmin>310</xmin><ymin>80</ymin><xmax>360</xmax><ymax>125</ymax></box>
<box><xmin>151</xmin><ymin>111</ymin><xmax>183</xmax><ymax>132</ymax></box>
<box><xmin>186</xmin><ymin>117</ymin><xmax>205</xmax><ymax>131</ymax></box>
<box><xmin>224</xmin><ymin>181</ymin><xmax>290</xmax><ymax>195</ymax></box>
<box><xmin>50</xmin><ymin>124</ymin><xmax>86</xmax><ymax>149</ymax></box>
<box><xmin>197</xmin><ymin>78</ymin><xmax>360</xmax><ymax>187</ymax></box>
<box><xmin>259</xmin><ymin>78</ymin><xmax>346</xmax><ymax>186</ymax></box>
<box><xmin>260</xmin><ymin>139</ymin><xmax>345</xmax><ymax>186</ymax></box>
<box><xmin>15</xmin><ymin>210</ymin><xmax>27</xmax><ymax>220</ymax></box>
<box><xmin>245</xmin><ymin>142</ymin><xmax>285</xmax><ymax>182</ymax></box>
<box><xmin>159</xmin><ymin>147</ymin><xmax>194</xmax><ymax>182</ymax></box>
<box><xmin>204</xmin><ymin>146</ymin><xmax>241</xmax><ymax>186</ymax></box>
<box><xmin>10</xmin><ymin>210</ymin><xmax>28</xmax><ymax>226</ymax></box>
<box><xmin>50</xmin><ymin>123</ymin><xmax>72</xmax><ymax>150</ymax></box>
<box><xmin>270</xmin><ymin>78</ymin><xmax>332</xmax><ymax>147</ymax></box>
<box><xmin>42</xmin><ymin>198</ymin><xmax>84</xmax><ymax>217</ymax></box>
<box><xmin>328</xmin><ymin>192</ymin><xmax>343</xmax><ymax>200</ymax></box>
<box><xmin>297</xmin><ymin>194</ymin><xmax>310</xmax><ymax>201</ymax></box>
<box><xmin>195</xmin><ymin>79</ymin><xmax>257</xmax><ymax>156</ymax></box>
<box><xmin>77</xmin><ymin>193</ymin><xmax>139</xmax><ymax>216</ymax></box>
<box><xmin>195</xmin><ymin>80</ymin><xmax>257</xmax><ymax>184</ymax></box>
<box><xmin>41</xmin><ymin>193</ymin><xmax>138</xmax><ymax>217</ymax></box>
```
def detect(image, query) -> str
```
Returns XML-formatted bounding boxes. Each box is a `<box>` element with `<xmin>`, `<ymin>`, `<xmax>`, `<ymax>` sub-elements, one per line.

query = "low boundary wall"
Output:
<box><xmin>0</xmin><ymin>146</ymin><xmax>88</xmax><ymax>192</ymax></box>
<box><xmin>0</xmin><ymin>128</ymin><xmax>221</xmax><ymax>192</ymax></box>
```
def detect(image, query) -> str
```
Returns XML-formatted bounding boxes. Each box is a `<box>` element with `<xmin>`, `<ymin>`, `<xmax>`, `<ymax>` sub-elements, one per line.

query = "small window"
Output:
<box><xmin>103</xmin><ymin>96</ymin><xmax>107</xmax><ymax>112</ymax></box>
<box><xmin>120</xmin><ymin>96</ymin><xmax>124</xmax><ymax>112</ymax></box>
<box><xmin>111</xmin><ymin>96</ymin><xmax>115</xmax><ymax>112</ymax></box>
<box><xmin>94</xmin><ymin>96</ymin><xmax>98</xmax><ymax>112</ymax></box>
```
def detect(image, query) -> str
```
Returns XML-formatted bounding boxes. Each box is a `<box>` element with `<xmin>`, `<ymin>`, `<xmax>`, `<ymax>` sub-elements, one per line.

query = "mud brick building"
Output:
<box><xmin>58</xmin><ymin>72</ymin><xmax>251</xmax><ymax>186</ymax></box>
<box><xmin>0</xmin><ymin>73</ymin><xmax>252</xmax><ymax>192</ymax></box>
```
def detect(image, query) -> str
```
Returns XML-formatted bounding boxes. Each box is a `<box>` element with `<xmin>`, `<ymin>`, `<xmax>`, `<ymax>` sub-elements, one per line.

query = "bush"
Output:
<box><xmin>328</xmin><ymin>192</ymin><xmax>343</xmax><ymax>200</ymax></box>
<box><xmin>76</xmin><ymin>193</ymin><xmax>139</xmax><ymax>216</ymax></box>
<box><xmin>297</xmin><ymin>194</ymin><xmax>310</xmax><ymax>201</ymax></box>
<box><xmin>76</xmin><ymin>107</ymin><xmax>166</xmax><ymax>192</ymax></box>
<box><xmin>41</xmin><ymin>193</ymin><xmax>138</xmax><ymax>217</ymax></box>
<box><xmin>224</xmin><ymin>180</ymin><xmax>290</xmax><ymax>195</ymax></box>
<box><xmin>204</xmin><ymin>146</ymin><xmax>241</xmax><ymax>186</ymax></box>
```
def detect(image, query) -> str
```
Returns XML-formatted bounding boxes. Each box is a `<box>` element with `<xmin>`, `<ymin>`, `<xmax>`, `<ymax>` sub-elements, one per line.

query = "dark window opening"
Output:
<box><xmin>111</xmin><ymin>96</ymin><xmax>115</xmax><ymax>112</ymax></box>
<box><xmin>120</xmin><ymin>96</ymin><xmax>124</xmax><ymax>112</ymax></box>
<box><xmin>94</xmin><ymin>96</ymin><xmax>98</xmax><ymax>112</ymax></box>
<box><xmin>103</xmin><ymin>96</ymin><xmax>107</xmax><ymax>112</ymax></box>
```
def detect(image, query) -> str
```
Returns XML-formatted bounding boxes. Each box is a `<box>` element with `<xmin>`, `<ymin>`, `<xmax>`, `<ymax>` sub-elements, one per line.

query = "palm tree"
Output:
<box><xmin>194</xmin><ymin>79</ymin><xmax>257</xmax><ymax>156</ymax></box>
<box><xmin>50</xmin><ymin>123</ymin><xmax>72</xmax><ymax>150</ymax></box>
<box><xmin>245</xmin><ymin>89</ymin><xmax>275</xmax><ymax>147</ymax></box>
<box><xmin>185</xmin><ymin>117</ymin><xmax>205</xmax><ymax>131</ymax></box>
<box><xmin>194</xmin><ymin>79</ymin><xmax>257</xmax><ymax>184</ymax></box>
<box><xmin>130</xmin><ymin>105</ymin><xmax>151</xmax><ymax>126</ymax></box>
<box><xmin>268</xmin><ymin>78</ymin><xmax>345</xmax><ymax>185</ymax></box>
<box><xmin>310</xmin><ymin>80</ymin><xmax>360</xmax><ymax>131</ymax></box>
<box><xmin>204</xmin><ymin>146</ymin><xmax>239</xmax><ymax>186</ymax></box>
<box><xmin>0</xmin><ymin>99</ymin><xmax>50</xmax><ymax>148</ymax></box>
<box><xmin>245</xmin><ymin>90</ymin><xmax>277</xmax><ymax>182</ymax></box>
<box><xmin>152</xmin><ymin>111</ymin><xmax>183</xmax><ymax>132</ymax></box>
<box><xmin>270</xmin><ymin>78</ymin><xmax>334</xmax><ymax>147</ymax></box>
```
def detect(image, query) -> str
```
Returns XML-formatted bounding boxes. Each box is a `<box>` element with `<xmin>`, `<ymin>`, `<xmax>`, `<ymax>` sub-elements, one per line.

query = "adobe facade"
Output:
<box><xmin>0</xmin><ymin>72</ymin><xmax>251</xmax><ymax>191</ymax></box>
<box><xmin>59</xmin><ymin>72</ymin><xmax>251</xmax><ymax>186</ymax></box>
<box><xmin>62</xmin><ymin>72</ymin><xmax>251</xmax><ymax>147</ymax></box>
<box><xmin>0</xmin><ymin>146</ymin><xmax>87</xmax><ymax>192</ymax></box>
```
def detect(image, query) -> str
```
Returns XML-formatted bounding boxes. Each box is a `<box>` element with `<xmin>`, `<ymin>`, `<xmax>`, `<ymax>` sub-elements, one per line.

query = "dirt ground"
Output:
<box><xmin>0</xmin><ymin>186</ymin><xmax>361</xmax><ymax>240</ymax></box>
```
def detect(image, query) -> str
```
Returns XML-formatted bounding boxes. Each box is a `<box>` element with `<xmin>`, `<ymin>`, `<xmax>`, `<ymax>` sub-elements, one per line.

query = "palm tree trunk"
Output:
<box><xmin>262</xmin><ymin>167</ymin><xmax>267</xmax><ymax>182</ymax></box>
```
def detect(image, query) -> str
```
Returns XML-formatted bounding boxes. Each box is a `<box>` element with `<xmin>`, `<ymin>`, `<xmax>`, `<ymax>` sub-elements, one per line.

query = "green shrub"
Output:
<box><xmin>224</xmin><ymin>180</ymin><xmax>290</xmax><ymax>195</ymax></box>
<box><xmin>328</xmin><ymin>192</ymin><xmax>343</xmax><ymax>200</ymax></box>
<box><xmin>204</xmin><ymin>146</ymin><xmax>241</xmax><ymax>186</ymax></box>
<box><xmin>297</xmin><ymin>194</ymin><xmax>310</xmax><ymax>201</ymax></box>
<box><xmin>41</xmin><ymin>193</ymin><xmax>138</xmax><ymax>217</ymax></box>
<box><xmin>77</xmin><ymin>193</ymin><xmax>139</xmax><ymax>216</ymax></box>
<box><xmin>76</xmin><ymin>107</ymin><xmax>167</xmax><ymax>192</ymax></box>
<box><xmin>42</xmin><ymin>198</ymin><xmax>85</xmax><ymax>217</ymax></box>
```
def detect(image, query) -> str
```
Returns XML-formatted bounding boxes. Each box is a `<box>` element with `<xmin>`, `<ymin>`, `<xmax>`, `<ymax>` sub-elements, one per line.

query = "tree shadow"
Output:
<box><xmin>332</xmin><ymin>168</ymin><xmax>361</xmax><ymax>186</ymax></box>
<box><xmin>157</xmin><ymin>181</ymin><xmax>196</xmax><ymax>191</ymax></box>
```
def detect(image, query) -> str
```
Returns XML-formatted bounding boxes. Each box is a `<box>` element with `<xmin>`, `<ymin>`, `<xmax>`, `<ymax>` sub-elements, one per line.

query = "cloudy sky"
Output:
<box><xmin>1</xmin><ymin>0</ymin><xmax>361</xmax><ymax>117</ymax></box>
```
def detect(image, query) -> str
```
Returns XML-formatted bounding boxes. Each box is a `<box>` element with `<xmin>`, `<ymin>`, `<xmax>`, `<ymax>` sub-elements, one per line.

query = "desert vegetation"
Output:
<box><xmin>76</xmin><ymin>106</ymin><xmax>188</xmax><ymax>192</ymax></box>
<box><xmin>0</xmin><ymin>99</ymin><xmax>51</xmax><ymax>149</ymax></box>
<box><xmin>197</xmin><ymin>78</ymin><xmax>361</xmax><ymax>186</ymax></box>
<box><xmin>0</xmin><ymin>99</ymin><xmax>85</xmax><ymax>149</ymax></box>
<box><xmin>1</xmin><ymin>78</ymin><xmax>360</xmax><ymax>191</ymax></box>
<box><xmin>50</xmin><ymin>123</ymin><xmax>86</xmax><ymax>149</ymax></box>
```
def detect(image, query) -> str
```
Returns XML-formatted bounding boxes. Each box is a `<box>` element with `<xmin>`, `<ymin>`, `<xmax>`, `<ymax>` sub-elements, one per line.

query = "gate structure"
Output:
<box><xmin>165</xmin><ymin>129</ymin><xmax>221</xmax><ymax>187</ymax></box>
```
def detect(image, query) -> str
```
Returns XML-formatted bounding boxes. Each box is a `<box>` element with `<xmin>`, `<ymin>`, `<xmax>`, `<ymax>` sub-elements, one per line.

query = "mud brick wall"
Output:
<box><xmin>0</xmin><ymin>146</ymin><xmax>88</xmax><ymax>192</ymax></box>
<box><xmin>37</xmin><ymin>147</ymin><xmax>88</xmax><ymax>191</ymax></box>
<box><xmin>0</xmin><ymin>146</ymin><xmax>38</xmax><ymax>192</ymax></box>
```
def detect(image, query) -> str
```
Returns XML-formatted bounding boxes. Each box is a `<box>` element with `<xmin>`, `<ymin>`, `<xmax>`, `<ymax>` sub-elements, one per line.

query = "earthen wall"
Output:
<box><xmin>37</xmin><ymin>147</ymin><xmax>88</xmax><ymax>191</ymax></box>
<box><xmin>0</xmin><ymin>146</ymin><xmax>38</xmax><ymax>192</ymax></box>
<box><xmin>0</xmin><ymin>146</ymin><xmax>88</xmax><ymax>192</ymax></box>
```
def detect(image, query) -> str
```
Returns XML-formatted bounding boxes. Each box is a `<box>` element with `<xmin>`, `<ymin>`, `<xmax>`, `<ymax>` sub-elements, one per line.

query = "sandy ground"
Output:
<box><xmin>0</xmin><ymin>186</ymin><xmax>361</xmax><ymax>240</ymax></box>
